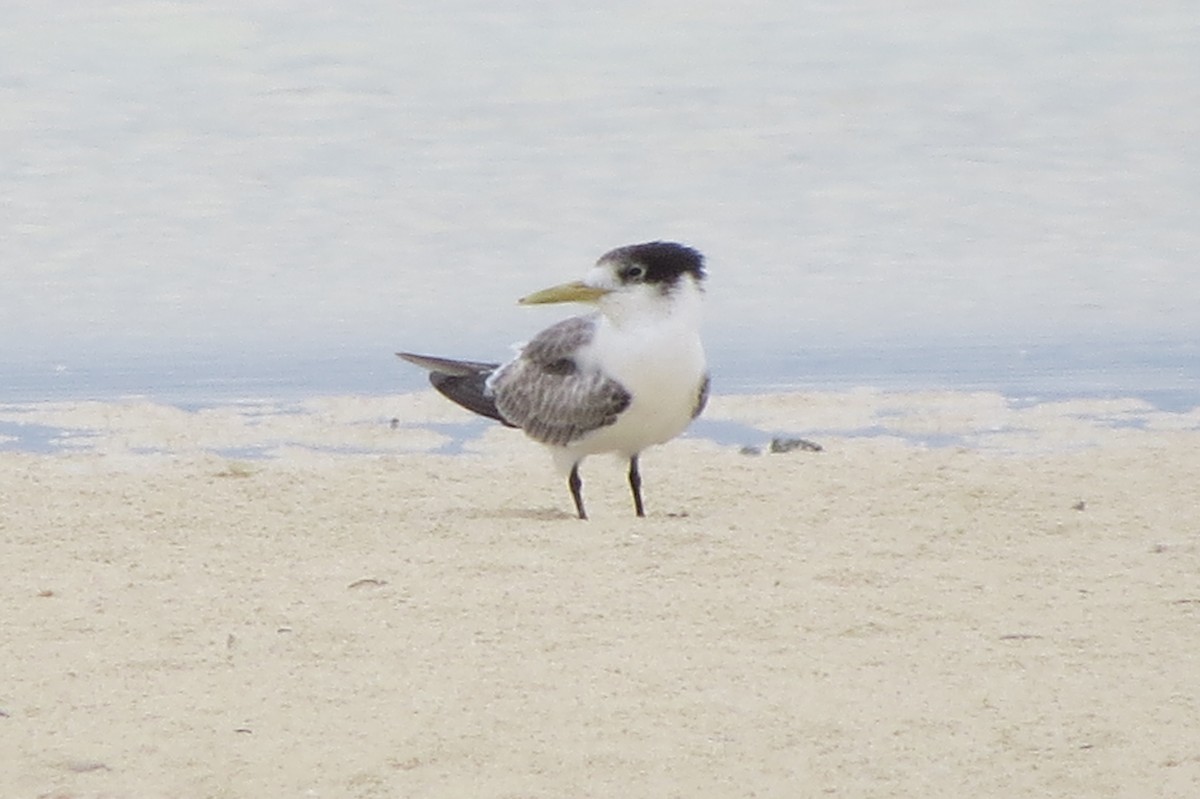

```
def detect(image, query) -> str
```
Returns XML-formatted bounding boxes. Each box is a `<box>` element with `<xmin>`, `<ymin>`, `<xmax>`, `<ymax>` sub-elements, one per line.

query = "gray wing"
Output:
<box><xmin>490</xmin><ymin>316</ymin><xmax>631</xmax><ymax>447</ymax></box>
<box><xmin>692</xmin><ymin>373</ymin><xmax>710</xmax><ymax>419</ymax></box>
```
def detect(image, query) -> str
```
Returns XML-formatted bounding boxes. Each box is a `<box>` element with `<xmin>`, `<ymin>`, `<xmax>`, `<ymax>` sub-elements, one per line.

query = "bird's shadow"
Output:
<box><xmin>465</xmin><ymin>506</ymin><xmax>580</xmax><ymax>522</ymax></box>
<box><xmin>463</xmin><ymin>506</ymin><xmax>697</xmax><ymax>522</ymax></box>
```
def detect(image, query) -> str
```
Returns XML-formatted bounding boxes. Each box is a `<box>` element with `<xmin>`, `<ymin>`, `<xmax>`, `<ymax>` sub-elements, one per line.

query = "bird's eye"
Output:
<box><xmin>623</xmin><ymin>264</ymin><xmax>646</xmax><ymax>282</ymax></box>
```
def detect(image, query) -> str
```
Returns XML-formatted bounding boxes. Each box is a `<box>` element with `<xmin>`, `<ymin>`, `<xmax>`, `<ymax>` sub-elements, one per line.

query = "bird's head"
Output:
<box><xmin>519</xmin><ymin>241</ymin><xmax>706</xmax><ymax>326</ymax></box>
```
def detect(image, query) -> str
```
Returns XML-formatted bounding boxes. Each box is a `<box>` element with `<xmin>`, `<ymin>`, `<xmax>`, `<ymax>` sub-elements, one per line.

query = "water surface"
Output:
<box><xmin>3</xmin><ymin>2</ymin><xmax>1197</xmax><ymax>405</ymax></box>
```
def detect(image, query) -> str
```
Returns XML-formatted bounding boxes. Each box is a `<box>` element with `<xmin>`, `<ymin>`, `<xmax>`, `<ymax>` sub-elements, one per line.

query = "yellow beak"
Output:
<box><xmin>518</xmin><ymin>280</ymin><xmax>610</xmax><ymax>305</ymax></box>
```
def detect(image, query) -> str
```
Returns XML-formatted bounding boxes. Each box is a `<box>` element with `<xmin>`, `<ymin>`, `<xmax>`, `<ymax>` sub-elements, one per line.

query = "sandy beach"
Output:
<box><xmin>2</xmin><ymin>390</ymin><xmax>1199</xmax><ymax>798</ymax></box>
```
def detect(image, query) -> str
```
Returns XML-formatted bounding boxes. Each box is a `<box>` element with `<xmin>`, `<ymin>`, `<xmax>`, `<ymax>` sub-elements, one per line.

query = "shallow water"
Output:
<box><xmin>3</xmin><ymin>2</ymin><xmax>1198</xmax><ymax>405</ymax></box>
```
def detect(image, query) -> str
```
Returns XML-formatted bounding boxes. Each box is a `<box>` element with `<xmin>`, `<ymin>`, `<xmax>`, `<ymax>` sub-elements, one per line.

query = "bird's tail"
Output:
<box><xmin>396</xmin><ymin>352</ymin><xmax>516</xmax><ymax>427</ymax></box>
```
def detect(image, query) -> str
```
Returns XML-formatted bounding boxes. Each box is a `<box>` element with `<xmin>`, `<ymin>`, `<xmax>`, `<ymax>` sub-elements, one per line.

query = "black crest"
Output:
<box><xmin>601</xmin><ymin>241</ymin><xmax>707</xmax><ymax>287</ymax></box>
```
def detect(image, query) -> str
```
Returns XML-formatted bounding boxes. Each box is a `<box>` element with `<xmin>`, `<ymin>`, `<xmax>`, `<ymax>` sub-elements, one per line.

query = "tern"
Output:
<box><xmin>398</xmin><ymin>241</ymin><xmax>709</xmax><ymax>520</ymax></box>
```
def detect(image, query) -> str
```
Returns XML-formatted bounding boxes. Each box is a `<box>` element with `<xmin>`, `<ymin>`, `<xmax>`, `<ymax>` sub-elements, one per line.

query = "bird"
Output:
<box><xmin>397</xmin><ymin>241</ymin><xmax>709</xmax><ymax>519</ymax></box>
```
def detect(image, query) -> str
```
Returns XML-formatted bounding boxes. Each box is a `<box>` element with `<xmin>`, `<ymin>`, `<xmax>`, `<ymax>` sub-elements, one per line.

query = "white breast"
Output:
<box><xmin>564</xmin><ymin>298</ymin><xmax>706</xmax><ymax>460</ymax></box>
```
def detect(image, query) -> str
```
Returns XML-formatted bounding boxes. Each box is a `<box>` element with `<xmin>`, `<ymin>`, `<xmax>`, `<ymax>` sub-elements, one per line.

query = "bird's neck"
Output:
<box><xmin>599</xmin><ymin>281</ymin><xmax>704</xmax><ymax>334</ymax></box>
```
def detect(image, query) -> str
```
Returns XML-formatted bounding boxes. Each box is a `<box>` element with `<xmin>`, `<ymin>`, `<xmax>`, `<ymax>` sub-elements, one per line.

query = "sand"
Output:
<box><xmin>2</xmin><ymin>390</ymin><xmax>1199</xmax><ymax>798</ymax></box>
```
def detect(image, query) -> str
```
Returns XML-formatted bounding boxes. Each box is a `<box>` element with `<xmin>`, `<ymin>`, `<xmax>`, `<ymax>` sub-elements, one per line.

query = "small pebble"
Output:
<box><xmin>769</xmin><ymin>437</ymin><xmax>823</xmax><ymax>454</ymax></box>
<box><xmin>63</xmin><ymin>759</ymin><xmax>110</xmax><ymax>773</ymax></box>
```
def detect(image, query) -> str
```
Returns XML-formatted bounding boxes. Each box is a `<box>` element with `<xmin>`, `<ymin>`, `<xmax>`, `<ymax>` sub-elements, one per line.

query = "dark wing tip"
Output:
<box><xmin>429</xmin><ymin>371</ymin><xmax>516</xmax><ymax>427</ymax></box>
<box><xmin>397</xmin><ymin>352</ymin><xmax>501</xmax><ymax>376</ymax></box>
<box><xmin>396</xmin><ymin>352</ymin><xmax>514</xmax><ymax>427</ymax></box>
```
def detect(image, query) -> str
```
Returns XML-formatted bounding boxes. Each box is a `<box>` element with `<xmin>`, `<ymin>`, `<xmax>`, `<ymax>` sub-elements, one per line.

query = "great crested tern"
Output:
<box><xmin>398</xmin><ymin>241</ymin><xmax>709</xmax><ymax>520</ymax></box>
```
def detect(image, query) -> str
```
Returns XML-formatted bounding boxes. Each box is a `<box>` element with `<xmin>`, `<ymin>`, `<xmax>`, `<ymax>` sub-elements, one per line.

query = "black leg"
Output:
<box><xmin>568</xmin><ymin>463</ymin><xmax>587</xmax><ymax>520</ymax></box>
<box><xmin>628</xmin><ymin>455</ymin><xmax>645</xmax><ymax>517</ymax></box>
